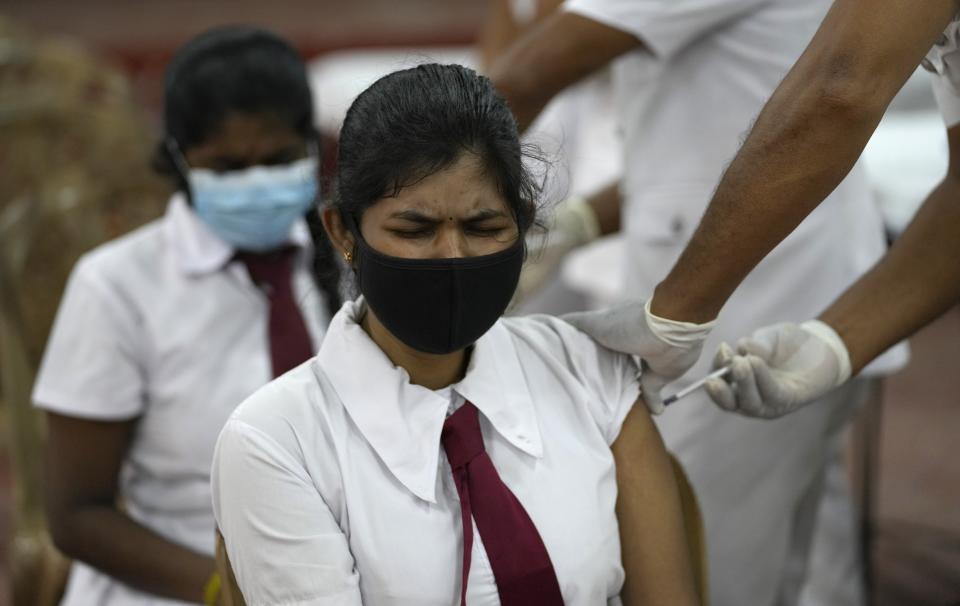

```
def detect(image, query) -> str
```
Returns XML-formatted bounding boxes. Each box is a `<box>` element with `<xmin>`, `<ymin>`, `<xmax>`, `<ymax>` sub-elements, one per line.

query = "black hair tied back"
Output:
<box><xmin>334</xmin><ymin>63</ymin><xmax>544</xmax><ymax>238</ymax></box>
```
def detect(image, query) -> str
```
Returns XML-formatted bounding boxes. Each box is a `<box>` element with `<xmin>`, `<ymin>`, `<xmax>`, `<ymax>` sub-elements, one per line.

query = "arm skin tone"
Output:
<box><xmin>478</xmin><ymin>0</ymin><xmax>564</xmax><ymax>69</ymax></box>
<box><xmin>478</xmin><ymin>0</ymin><xmax>522</xmax><ymax>69</ymax></box>
<box><xmin>488</xmin><ymin>11</ymin><xmax>643</xmax><ymax>131</ymax></box>
<box><xmin>819</xmin><ymin>125</ymin><xmax>960</xmax><ymax>373</ymax></box>
<box><xmin>588</xmin><ymin>181</ymin><xmax>623</xmax><ymax>236</ymax></box>
<box><xmin>45</xmin><ymin>413</ymin><xmax>215</xmax><ymax>602</ymax></box>
<box><xmin>612</xmin><ymin>398</ymin><xmax>700</xmax><ymax>606</ymax></box>
<box><xmin>482</xmin><ymin>5</ymin><xmax>624</xmax><ymax>239</ymax></box>
<box><xmin>651</xmin><ymin>0</ymin><xmax>960</xmax><ymax>324</ymax></box>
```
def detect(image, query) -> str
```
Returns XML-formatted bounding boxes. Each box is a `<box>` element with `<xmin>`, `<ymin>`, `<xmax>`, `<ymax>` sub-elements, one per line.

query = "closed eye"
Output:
<box><xmin>389</xmin><ymin>227</ymin><xmax>435</xmax><ymax>239</ymax></box>
<box><xmin>466</xmin><ymin>225</ymin><xmax>509</xmax><ymax>237</ymax></box>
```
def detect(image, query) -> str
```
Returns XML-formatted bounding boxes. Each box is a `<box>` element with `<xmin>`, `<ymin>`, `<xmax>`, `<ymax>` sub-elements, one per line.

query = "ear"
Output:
<box><xmin>321</xmin><ymin>206</ymin><xmax>356</xmax><ymax>262</ymax></box>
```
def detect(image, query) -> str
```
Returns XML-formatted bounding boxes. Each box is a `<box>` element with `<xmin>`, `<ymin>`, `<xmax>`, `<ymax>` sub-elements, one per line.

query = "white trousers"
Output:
<box><xmin>656</xmin><ymin>379</ymin><xmax>872</xmax><ymax>606</ymax></box>
<box><xmin>795</xmin><ymin>431</ymin><xmax>867</xmax><ymax>606</ymax></box>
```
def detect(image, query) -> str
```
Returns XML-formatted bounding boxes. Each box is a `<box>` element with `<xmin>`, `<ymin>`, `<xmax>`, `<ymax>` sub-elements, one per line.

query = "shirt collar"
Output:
<box><xmin>162</xmin><ymin>193</ymin><xmax>312</xmax><ymax>276</ymax></box>
<box><xmin>315</xmin><ymin>299</ymin><xmax>542</xmax><ymax>504</ymax></box>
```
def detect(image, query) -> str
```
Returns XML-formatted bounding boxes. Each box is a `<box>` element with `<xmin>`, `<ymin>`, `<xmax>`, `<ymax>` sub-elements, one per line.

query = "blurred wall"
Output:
<box><xmin>2</xmin><ymin>0</ymin><xmax>487</xmax><ymax>115</ymax></box>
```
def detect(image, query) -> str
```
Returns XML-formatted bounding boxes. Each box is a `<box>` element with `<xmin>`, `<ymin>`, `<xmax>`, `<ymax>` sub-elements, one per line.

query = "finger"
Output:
<box><xmin>746</xmin><ymin>353</ymin><xmax>784</xmax><ymax>395</ymax></box>
<box><xmin>736</xmin><ymin>335</ymin><xmax>774</xmax><ymax>360</ymax></box>
<box><xmin>713</xmin><ymin>342</ymin><xmax>735</xmax><ymax>371</ymax></box>
<box><xmin>560</xmin><ymin>309</ymin><xmax>607</xmax><ymax>339</ymax></box>
<box><xmin>560</xmin><ymin>309</ymin><xmax>587</xmax><ymax>326</ymax></box>
<box><xmin>639</xmin><ymin>372</ymin><xmax>666</xmax><ymax>415</ymax></box>
<box><xmin>730</xmin><ymin>355</ymin><xmax>765</xmax><ymax>416</ymax></box>
<box><xmin>562</xmin><ymin>301</ymin><xmax>638</xmax><ymax>331</ymax></box>
<box><xmin>705</xmin><ymin>377</ymin><xmax>737</xmax><ymax>411</ymax></box>
<box><xmin>746</xmin><ymin>354</ymin><xmax>799</xmax><ymax>417</ymax></box>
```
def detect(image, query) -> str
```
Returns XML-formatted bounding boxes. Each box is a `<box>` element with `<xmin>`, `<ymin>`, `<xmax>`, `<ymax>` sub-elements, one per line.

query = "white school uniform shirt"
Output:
<box><xmin>212</xmin><ymin>299</ymin><xmax>640</xmax><ymax>606</ymax></box>
<box><xmin>32</xmin><ymin>194</ymin><xmax>329</xmax><ymax>606</ymax></box>
<box><xmin>563</xmin><ymin>1</ymin><xmax>908</xmax><ymax>605</ymax></box>
<box><xmin>924</xmin><ymin>10</ymin><xmax>960</xmax><ymax>127</ymax></box>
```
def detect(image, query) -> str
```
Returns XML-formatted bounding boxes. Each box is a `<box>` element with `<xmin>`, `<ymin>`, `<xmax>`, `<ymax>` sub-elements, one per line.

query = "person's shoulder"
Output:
<box><xmin>499</xmin><ymin>313</ymin><xmax>637</xmax><ymax>380</ymax></box>
<box><xmin>227</xmin><ymin>359</ymin><xmax>338</xmax><ymax>453</ymax></box>
<box><xmin>500</xmin><ymin>313</ymin><xmax>606</xmax><ymax>356</ymax></box>
<box><xmin>72</xmin><ymin>219</ymin><xmax>166</xmax><ymax>288</ymax></box>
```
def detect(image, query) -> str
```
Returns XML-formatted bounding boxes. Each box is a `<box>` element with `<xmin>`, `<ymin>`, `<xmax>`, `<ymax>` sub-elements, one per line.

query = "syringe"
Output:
<box><xmin>662</xmin><ymin>366</ymin><xmax>732</xmax><ymax>407</ymax></box>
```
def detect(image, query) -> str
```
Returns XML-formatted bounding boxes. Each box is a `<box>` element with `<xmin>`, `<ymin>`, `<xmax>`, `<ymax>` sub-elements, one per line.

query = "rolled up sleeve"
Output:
<box><xmin>564</xmin><ymin>0</ymin><xmax>771</xmax><ymax>60</ymax></box>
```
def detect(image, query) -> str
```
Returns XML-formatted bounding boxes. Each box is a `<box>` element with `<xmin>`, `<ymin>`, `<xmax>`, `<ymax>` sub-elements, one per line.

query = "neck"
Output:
<box><xmin>361</xmin><ymin>308</ymin><xmax>468</xmax><ymax>391</ymax></box>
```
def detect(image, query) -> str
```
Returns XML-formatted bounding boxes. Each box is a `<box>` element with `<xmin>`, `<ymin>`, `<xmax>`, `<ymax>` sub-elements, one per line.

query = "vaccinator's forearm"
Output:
<box><xmin>651</xmin><ymin>0</ymin><xmax>956</xmax><ymax>323</ymax></box>
<box><xmin>490</xmin><ymin>12</ymin><xmax>642</xmax><ymax>132</ymax></box>
<box><xmin>820</xmin><ymin>173</ymin><xmax>960</xmax><ymax>373</ymax></box>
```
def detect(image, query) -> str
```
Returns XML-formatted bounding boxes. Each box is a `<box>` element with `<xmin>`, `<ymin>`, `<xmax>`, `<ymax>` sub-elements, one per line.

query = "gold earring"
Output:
<box><xmin>343</xmin><ymin>250</ymin><xmax>353</xmax><ymax>263</ymax></box>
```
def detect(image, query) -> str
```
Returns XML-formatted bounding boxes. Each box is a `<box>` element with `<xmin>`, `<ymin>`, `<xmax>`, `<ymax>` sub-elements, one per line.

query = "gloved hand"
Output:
<box><xmin>563</xmin><ymin>299</ymin><xmax>715</xmax><ymax>415</ymax></box>
<box><xmin>513</xmin><ymin>196</ymin><xmax>600</xmax><ymax>304</ymax></box>
<box><xmin>704</xmin><ymin>320</ymin><xmax>852</xmax><ymax>419</ymax></box>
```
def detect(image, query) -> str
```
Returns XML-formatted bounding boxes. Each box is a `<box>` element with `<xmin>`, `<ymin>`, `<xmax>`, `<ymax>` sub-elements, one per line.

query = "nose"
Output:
<box><xmin>437</xmin><ymin>225</ymin><xmax>467</xmax><ymax>259</ymax></box>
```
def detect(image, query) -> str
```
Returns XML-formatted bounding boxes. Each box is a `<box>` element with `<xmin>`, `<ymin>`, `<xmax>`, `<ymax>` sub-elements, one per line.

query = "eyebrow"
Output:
<box><xmin>208</xmin><ymin>144</ymin><xmax>304</xmax><ymax>168</ymax></box>
<box><xmin>388</xmin><ymin>209</ymin><xmax>510</xmax><ymax>222</ymax></box>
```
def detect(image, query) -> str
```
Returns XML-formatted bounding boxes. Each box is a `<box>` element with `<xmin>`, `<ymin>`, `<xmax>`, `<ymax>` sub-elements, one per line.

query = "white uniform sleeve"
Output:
<box><xmin>931</xmin><ymin>73</ymin><xmax>960</xmax><ymax>127</ymax></box>
<box><xmin>539</xmin><ymin>318</ymin><xmax>641</xmax><ymax>445</ymax></box>
<box><xmin>212</xmin><ymin>418</ymin><xmax>362</xmax><ymax>606</ymax></box>
<box><xmin>32</xmin><ymin>258</ymin><xmax>145</xmax><ymax>420</ymax></box>
<box><xmin>564</xmin><ymin>0</ymin><xmax>770</xmax><ymax>60</ymax></box>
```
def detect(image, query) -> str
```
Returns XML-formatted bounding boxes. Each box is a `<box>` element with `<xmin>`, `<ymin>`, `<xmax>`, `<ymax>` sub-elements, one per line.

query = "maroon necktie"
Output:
<box><xmin>237</xmin><ymin>248</ymin><xmax>313</xmax><ymax>377</ymax></box>
<box><xmin>441</xmin><ymin>401</ymin><xmax>564</xmax><ymax>605</ymax></box>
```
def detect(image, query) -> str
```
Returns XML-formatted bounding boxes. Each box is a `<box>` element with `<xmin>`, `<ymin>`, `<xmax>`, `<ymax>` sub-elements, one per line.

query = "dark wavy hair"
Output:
<box><xmin>152</xmin><ymin>26</ymin><xmax>341</xmax><ymax>315</ymax></box>
<box><xmin>334</xmin><ymin>63</ymin><xmax>542</xmax><ymax>238</ymax></box>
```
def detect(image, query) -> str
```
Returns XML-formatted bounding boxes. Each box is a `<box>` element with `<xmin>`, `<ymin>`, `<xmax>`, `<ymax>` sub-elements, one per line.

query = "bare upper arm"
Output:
<box><xmin>488</xmin><ymin>10</ymin><xmax>643</xmax><ymax>130</ymax></box>
<box><xmin>44</xmin><ymin>412</ymin><xmax>137</xmax><ymax>539</ymax></box>
<box><xmin>612</xmin><ymin>398</ymin><xmax>700</xmax><ymax>606</ymax></box>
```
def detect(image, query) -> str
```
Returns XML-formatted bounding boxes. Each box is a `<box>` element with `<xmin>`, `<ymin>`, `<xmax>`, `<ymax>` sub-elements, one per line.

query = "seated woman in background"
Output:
<box><xmin>33</xmin><ymin>27</ymin><xmax>340</xmax><ymax>605</ymax></box>
<box><xmin>212</xmin><ymin>63</ymin><xmax>698</xmax><ymax>606</ymax></box>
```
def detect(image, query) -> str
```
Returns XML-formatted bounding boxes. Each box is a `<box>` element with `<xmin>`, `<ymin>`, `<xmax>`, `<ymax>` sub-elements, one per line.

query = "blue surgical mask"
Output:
<box><xmin>169</xmin><ymin>141</ymin><xmax>319</xmax><ymax>252</ymax></box>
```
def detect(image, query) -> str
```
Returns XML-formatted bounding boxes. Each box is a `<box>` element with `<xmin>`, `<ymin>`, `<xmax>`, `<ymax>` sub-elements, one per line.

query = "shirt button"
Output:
<box><xmin>671</xmin><ymin>217</ymin><xmax>684</xmax><ymax>235</ymax></box>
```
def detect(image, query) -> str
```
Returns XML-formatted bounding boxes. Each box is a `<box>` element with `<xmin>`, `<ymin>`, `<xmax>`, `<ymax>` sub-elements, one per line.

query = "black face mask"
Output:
<box><xmin>345</xmin><ymin>215</ymin><xmax>524</xmax><ymax>355</ymax></box>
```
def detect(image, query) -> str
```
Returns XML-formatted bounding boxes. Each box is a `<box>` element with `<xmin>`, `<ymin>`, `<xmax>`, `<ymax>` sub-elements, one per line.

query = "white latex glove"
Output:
<box><xmin>704</xmin><ymin>320</ymin><xmax>852</xmax><ymax>419</ymax></box>
<box><xmin>563</xmin><ymin>299</ymin><xmax>715</xmax><ymax>415</ymax></box>
<box><xmin>514</xmin><ymin>196</ymin><xmax>600</xmax><ymax>304</ymax></box>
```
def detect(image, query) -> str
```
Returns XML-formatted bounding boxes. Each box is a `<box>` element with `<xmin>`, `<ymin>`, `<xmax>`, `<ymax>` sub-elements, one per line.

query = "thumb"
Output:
<box><xmin>737</xmin><ymin>335</ymin><xmax>775</xmax><ymax>361</ymax></box>
<box><xmin>561</xmin><ymin>309</ymin><xmax>597</xmax><ymax>333</ymax></box>
<box><xmin>737</xmin><ymin>323</ymin><xmax>797</xmax><ymax>360</ymax></box>
<box><xmin>639</xmin><ymin>371</ymin><xmax>667</xmax><ymax>415</ymax></box>
<box><xmin>705</xmin><ymin>377</ymin><xmax>737</xmax><ymax>412</ymax></box>
<box><xmin>713</xmin><ymin>341</ymin><xmax>735</xmax><ymax>370</ymax></box>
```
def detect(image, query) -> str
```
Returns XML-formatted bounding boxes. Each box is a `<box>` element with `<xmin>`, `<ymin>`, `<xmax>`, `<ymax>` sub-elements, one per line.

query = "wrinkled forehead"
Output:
<box><xmin>366</xmin><ymin>155</ymin><xmax>512</xmax><ymax>221</ymax></box>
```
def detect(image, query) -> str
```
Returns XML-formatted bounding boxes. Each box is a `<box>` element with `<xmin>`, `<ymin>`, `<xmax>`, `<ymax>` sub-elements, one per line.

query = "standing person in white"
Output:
<box><xmin>488</xmin><ymin>1</ymin><xmax>908</xmax><ymax>605</ymax></box>
<box><xmin>479</xmin><ymin>0</ymin><xmax>624</xmax><ymax>313</ymax></box>
<box><xmin>32</xmin><ymin>27</ymin><xmax>339</xmax><ymax>605</ymax></box>
<box><xmin>678</xmin><ymin>4</ymin><xmax>960</xmax><ymax>417</ymax></box>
